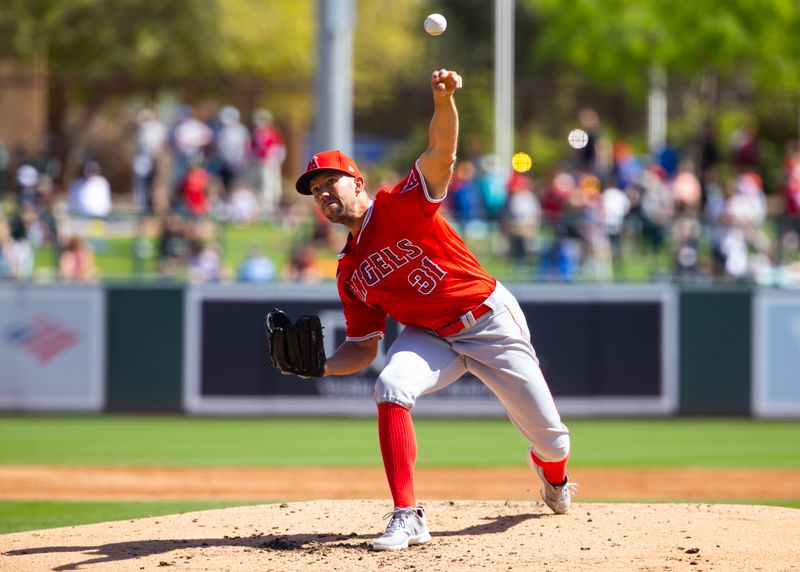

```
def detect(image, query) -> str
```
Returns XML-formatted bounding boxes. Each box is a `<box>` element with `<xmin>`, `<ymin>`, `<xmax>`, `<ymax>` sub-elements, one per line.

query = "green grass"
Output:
<box><xmin>1</xmin><ymin>416</ymin><xmax>798</xmax><ymax>534</ymax></box>
<box><xmin>28</xmin><ymin>215</ymin><xmax>671</xmax><ymax>284</ymax></box>
<box><xmin>1</xmin><ymin>416</ymin><xmax>798</xmax><ymax>468</ymax></box>
<box><xmin>33</xmin><ymin>220</ymin><xmax>315</xmax><ymax>280</ymax></box>
<box><xmin>0</xmin><ymin>501</ymin><xmax>260</xmax><ymax>535</ymax></box>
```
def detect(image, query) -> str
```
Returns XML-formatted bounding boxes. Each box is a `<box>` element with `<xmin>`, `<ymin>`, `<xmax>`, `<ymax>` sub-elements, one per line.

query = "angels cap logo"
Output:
<box><xmin>308</xmin><ymin>155</ymin><xmax>320</xmax><ymax>170</ymax></box>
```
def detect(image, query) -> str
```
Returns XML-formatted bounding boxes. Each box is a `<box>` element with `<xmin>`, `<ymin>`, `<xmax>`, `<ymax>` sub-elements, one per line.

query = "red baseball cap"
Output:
<box><xmin>295</xmin><ymin>150</ymin><xmax>363</xmax><ymax>195</ymax></box>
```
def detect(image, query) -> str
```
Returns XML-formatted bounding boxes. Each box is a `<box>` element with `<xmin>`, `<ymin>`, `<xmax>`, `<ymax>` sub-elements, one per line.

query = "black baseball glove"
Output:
<box><xmin>264</xmin><ymin>308</ymin><xmax>326</xmax><ymax>378</ymax></box>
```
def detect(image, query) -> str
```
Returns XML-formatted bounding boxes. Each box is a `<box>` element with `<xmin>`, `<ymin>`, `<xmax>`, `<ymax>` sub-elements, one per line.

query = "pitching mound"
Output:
<box><xmin>2</xmin><ymin>500</ymin><xmax>799</xmax><ymax>571</ymax></box>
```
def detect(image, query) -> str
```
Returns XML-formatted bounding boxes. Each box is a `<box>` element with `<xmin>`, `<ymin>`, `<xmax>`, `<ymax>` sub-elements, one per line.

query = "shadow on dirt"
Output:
<box><xmin>3</xmin><ymin>513</ymin><xmax>542</xmax><ymax>569</ymax></box>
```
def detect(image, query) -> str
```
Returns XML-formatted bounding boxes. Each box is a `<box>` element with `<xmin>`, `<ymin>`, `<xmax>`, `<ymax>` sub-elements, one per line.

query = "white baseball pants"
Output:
<box><xmin>374</xmin><ymin>281</ymin><xmax>570</xmax><ymax>462</ymax></box>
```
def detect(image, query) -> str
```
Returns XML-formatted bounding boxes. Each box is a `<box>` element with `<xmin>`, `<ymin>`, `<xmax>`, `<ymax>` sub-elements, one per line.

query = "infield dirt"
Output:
<box><xmin>1</xmin><ymin>466</ymin><xmax>800</xmax><ymax>570</ymax></box>
<box><xmin>2</xmin><ymin>499</ymin><xmax>799</xmax><ymax>571</ymax></box>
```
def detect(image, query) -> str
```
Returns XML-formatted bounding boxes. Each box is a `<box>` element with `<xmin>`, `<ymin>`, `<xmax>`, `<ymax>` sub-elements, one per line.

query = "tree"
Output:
<box><xmin>525</xmin><ymin>0</ymin><xmax>800</xmax><ymax>95</ymax></box>
<box><xmin>0</xmin><ymin>0</ymin><xmax>427</xmax><ymax>186</ymax></box>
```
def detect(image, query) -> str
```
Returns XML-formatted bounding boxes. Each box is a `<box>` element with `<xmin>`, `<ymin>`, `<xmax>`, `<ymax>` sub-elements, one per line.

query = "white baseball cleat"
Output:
<box><xmin>372</xmin><ymin>506</ymin><xmax>432</xmax><ymax>551</ymax></box>
<box><xmin>526</xmin><ymin>448</ymin><xmax>578</xmax><ymax>514</ymax></box>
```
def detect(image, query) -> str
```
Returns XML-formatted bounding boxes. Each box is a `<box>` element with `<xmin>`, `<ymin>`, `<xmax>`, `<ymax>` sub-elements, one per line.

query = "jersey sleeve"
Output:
<box><xmin>386</xmin><ymin>161</ymin><xmax>446</xmax><ymax>217</ymax></box>
<box><xmin>338</xmin><ymin>278</ymin><xmax>387</xmax><ymax>341</ymax></box>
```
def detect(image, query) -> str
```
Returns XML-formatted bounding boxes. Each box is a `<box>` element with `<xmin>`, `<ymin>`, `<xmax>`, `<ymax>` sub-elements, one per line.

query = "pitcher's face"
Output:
<box><xmin>309</xmin><ymin>171</ymin><xmax>360</xmax><ymax>223</ymax></box>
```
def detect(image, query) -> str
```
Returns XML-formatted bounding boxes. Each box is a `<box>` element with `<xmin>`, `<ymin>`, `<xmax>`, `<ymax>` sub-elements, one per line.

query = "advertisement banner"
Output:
<box><xmin>185</xmin><ymin>284</ymin><xmax>676</xmax><ymax>416</ymax></box>
<box><xmin>0</xmin><ymin>284</ymin><xmax>105</xmax><ymax>411</ymax></box>
<box><xmin>753</xmin><ymin>289</ymin><xmax>800</xmax><ymax>417</ymax></box>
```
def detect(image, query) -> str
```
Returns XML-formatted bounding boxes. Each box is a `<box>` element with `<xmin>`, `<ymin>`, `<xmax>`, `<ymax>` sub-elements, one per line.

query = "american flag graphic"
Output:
<box><xmin>3</xmin><ymin>315</ymin><xmax>80</xmax><ymax>364</ymax></box>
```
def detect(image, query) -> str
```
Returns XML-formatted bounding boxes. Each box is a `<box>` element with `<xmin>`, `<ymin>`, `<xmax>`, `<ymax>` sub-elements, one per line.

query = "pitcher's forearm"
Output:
<box><xmin>324</xmin><ymin>338</ymin><xmax>380</xmax><ymax>376</ymax></box>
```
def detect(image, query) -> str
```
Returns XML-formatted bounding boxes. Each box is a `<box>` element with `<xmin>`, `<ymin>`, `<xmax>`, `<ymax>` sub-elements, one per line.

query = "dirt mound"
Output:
<box><xmin>2</xmin><ymin>500</ymin><xmax>798</xmax><ymax>571</ymax></box>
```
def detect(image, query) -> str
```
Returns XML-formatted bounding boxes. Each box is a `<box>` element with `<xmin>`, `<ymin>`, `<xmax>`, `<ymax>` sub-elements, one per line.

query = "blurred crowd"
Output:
<box><xmin>441</xmin><ymin>109</ymin><xmax>800</xmax><ymax>286</ymax></box>
<box><xmin>132</xmin><ymin>104</ymin><xmax>287</xmax><ymax>222</ymax></box>
<box><xmin>1</xmin><ymin>104</ymin><xmax>800</xmax><ymax>286</ymax></box>
<box><xmin>0</xmin><ymin>102</ymin><xmax>308</xmax><ymax>283</ymax></box>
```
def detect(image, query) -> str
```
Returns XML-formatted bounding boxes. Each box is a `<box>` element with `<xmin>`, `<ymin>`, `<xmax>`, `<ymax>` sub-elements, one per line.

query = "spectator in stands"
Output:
<box><xmin>539</xmin><ymin>171</ymin><xmax>580</xmax><ymax>282</ymax></box>
<box><xmin>446</xmin><ymin>160</ymin><xmax>482</xmax><ymax>225</ymax></box>
<box><xmin>251</xmin><ymin>108</ymin><xmax>286</xmax><ymax>217</ymax></box>
<box><xmin>58</xmin><ymin>235</ymin><xmax>98</xmax><ymax>282</ymax></box>
<box><xmin>15</xmin><ymin>164</ymin><xmax>40</xmax><ymax>209</ymax></box>
<box><xmin>612</xmin><ymin>141</ymin><xmax>644</xmax><ymax>191</ymax></box>
<box><xmin>10</xmin><ymin>203</ymin><xmax>47</xmax><ymax>249</ymax></box>
<box><xmin>158</xmin><ymin>214</ymin><xmax>189</xmax><ymax>278</ymax></box>
<box><xmin>170</xmin><ymin>105</ymin><xmax>213</xmax><ymax>202</ymax></box>
<box><xmin>671</xmin><ymin>162</ymin><xmax>703</xmax><ymax>215</ymax></box>
<box><xmin>575</xmin><ymin>107</ymin><xmax>616</xmax><ymax>182</ymax></box>
<box><xmin>227</xmin><ymin>184</ymin><xmax>261</xmax><ymax>223</ymax></box>
<box><xmin>187</xmin><ymin>240</ymin><xmax>222</xmax><ymax>283</ymax></box>
<box><xmin>215</xmin><ymin>105</ymin><xmax>251</xmax><ymax>197</ymax></box>
<box><xmin>133</xmin><ymin>107</ymin><xmax>167</xmax><ymax>215</ymax></box>
<box><xmin>654</xmin><ymin>138</ymin><xmax>680</xmax><ymax>180</ymax></box>
<box><xmin>179</xmin><ymin>158</ymin><xmax>210</xmax><ymax>218</ymax></box>
<box><xmin>601</xmin><ymin>185</ymin><xmax>630</xmax><ymax>276</ymax></box>
<box><xmin>577</xmin><ymin>174</ymin><xmax>613</xmax><ymax>281</ymax></box>
<box><xmin>703</xmin><ymin>170</ymin><xmax>730</xmax><ymax>278</ymax></box>
<box><xmin>68</xmin><ymin>161</ymin><xmax>112</xmax><ymax>219</ymax></box>
<box><xmin>721</xmin><ymin>172</ymin><xmax>771</xmax><ymax>279</ymax></box>
<box><xmin>636</xmin><ymin>165</ymin><xmax>674</xmax><ymax>264</ymax></box>
<box><xmin>778</xmin><ymin>140</ymin><xmax>800</xmax><ymax>263</ymax></box>
<box><xmin>730</xmin><ymin>117</ymin><xmax>759</xmax><ymax>173</ymax></box>
<box><xmin>476</xmin><ymin>154</ymin><xmax>507</xmax><ymax>221</ymax></box>
<box><xmin>0</xmin><ymin>216</ymin><xmax>33</xmax><ymax>281</ymax></box>
<box><xmin>698</xmin><ymin>120</ymin><xmax>721</xmax><ymax>208</ymax></box>
<box><xmin>237</xmin><ymin>244</ymin><xmax>275</xmax><ymax>283</ymax></box>
<box><xmin>501</xmin><ymin>171</ymin><xmax>540</xmax><ymax>277</ymax></box>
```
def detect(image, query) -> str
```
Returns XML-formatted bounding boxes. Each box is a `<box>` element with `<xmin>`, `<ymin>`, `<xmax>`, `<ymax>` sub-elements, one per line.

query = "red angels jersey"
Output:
<box><xmin>337</xmin><ymin>162</ymin><xmax>496</xmax><ymax>340</ymax></box>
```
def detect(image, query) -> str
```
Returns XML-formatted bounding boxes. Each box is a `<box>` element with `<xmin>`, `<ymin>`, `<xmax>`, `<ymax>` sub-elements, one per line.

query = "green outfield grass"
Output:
<box><xmin>1</xmin><ymin>415</ymin><xmax>798</xmax><ymax>468</ymax></box>
<box><xmin>0</xmin><ymin>501</ymin><xmax>258</xmax><ymax>535</ymax></box>
<box><xmin>2</xmin><ymin>416</ymin><xmax>798</xmax><ymax>534</ymax></box>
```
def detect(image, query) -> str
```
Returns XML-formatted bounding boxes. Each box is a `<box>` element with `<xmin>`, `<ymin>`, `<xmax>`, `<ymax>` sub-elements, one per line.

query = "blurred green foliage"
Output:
<box><xmin>0</xmin><ymin>0</ymin><xmax>797</xmax><ymax>196</ymax></box>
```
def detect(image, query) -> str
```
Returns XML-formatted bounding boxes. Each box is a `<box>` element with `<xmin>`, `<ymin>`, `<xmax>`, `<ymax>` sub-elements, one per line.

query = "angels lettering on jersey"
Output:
<box><xmin>335</xmin><ymin>162</ymin><xmax>495</xmax><ymax>339</ymax></box>
<box><xmin>346</xmin><ymin>238</ymin><xmax>447</xmax><ymax>301</ymax></box>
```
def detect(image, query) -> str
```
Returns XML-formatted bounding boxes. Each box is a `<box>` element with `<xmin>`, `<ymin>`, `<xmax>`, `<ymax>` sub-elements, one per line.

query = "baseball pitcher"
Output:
<box><xmin>289</xmin><ymin>69</ymin><xmax>576</xmax><ymax>551</ymax></box>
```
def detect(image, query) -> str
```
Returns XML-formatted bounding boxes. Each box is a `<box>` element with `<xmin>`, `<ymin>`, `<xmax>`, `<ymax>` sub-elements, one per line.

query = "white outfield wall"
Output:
<box><xmin>752</xmin><ymin>288</ymin><xmax>800</xmax><ymax>418</ymax></box>
<box><xmin>0</xmin><ymin>284</ymin><xmax>105</xmax><ymax>411</ymax></box>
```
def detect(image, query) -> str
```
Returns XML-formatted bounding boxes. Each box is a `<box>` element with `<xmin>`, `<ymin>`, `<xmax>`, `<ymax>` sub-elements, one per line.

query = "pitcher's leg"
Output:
<box><xmin>455</xmin><ymin>283</ymin><xmax>571</xmax><ymax>465</ymax></box>
<box><xmin>469</xmin><ymin>354</ymin><xmax>570</xmax><ymax>464</ymax></box>
<box><xmin>373</xmin><ymin>326</ymin><xmax>465</xmax><ymax>506</ymax></box>
<box><xmin>374</xmin><ymin>326</ymin><xmax>466</xmax><ymax>409</ymax></box>
<box><xmin>465</xmin><ymin>324</ymin><xmax>575</xmax><ymax>513</ymax></box>
<box><xmin>377</xmin><ymin>402</ymin><xmax>417</xmax><ymax>508</ymax></box>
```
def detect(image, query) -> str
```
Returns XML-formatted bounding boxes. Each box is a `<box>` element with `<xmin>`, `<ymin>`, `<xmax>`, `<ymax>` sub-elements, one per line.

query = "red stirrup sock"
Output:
<box><xmin>530</xmin><ymin>450</ymin><xmax>569</xmax><ymax>485</ymax></box>
<box><xmin>377</xmin><ymin>402</ymin><xmax>417</xmax><ymax>508</ymax></box>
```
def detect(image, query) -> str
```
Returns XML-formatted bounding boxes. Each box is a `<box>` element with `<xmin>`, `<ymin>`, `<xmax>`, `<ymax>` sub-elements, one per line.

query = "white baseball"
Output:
<box><xmin>568</xmin><ymin>128</ymin><xmax>589</xmax><ymax>149</ymax></box>
<box><xmin>424</xmin><ymin>13</ymin><xmax>447</xmax><ymax>36</ymax></box>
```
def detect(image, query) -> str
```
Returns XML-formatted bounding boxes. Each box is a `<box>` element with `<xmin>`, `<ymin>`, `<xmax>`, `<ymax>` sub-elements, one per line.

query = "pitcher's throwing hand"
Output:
<box><xmin>431</xmin><ymin>69</ymin><xmax>462</xmax><ymax>97</ymax></box>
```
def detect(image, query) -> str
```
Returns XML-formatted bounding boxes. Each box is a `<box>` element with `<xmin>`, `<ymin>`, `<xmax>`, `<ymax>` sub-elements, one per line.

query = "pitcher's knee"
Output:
<box><xmin>533</xmin><ymin>433</ymin><xmax>571</xmax><ymax>463</ymax></box>
<box><xmin>374</xmin><ymin>375</ymin><xmax>416</xmax><ymax>409</ymax></box>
